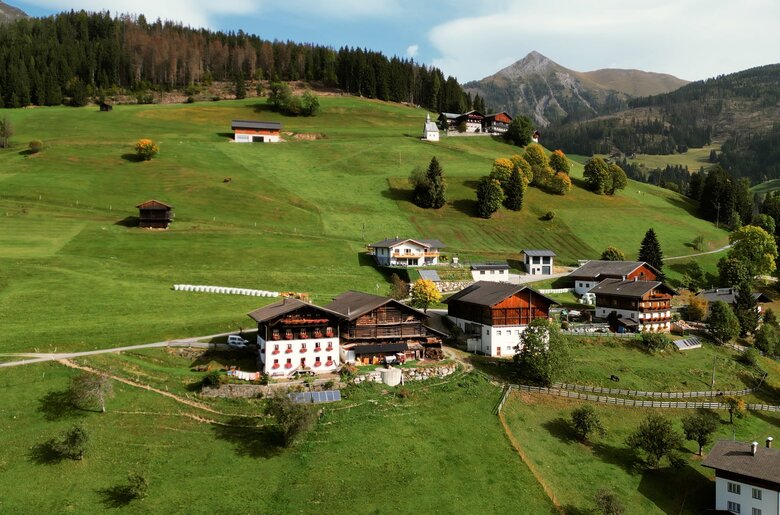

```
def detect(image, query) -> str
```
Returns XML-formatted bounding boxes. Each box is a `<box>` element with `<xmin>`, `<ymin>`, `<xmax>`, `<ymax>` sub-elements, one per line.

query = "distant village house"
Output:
<box><xmin>231</xmin><ymin>120</ymin><xmax>282</xmax><ymax>143</ymax></box>
<box><xmin>367</xmin><ymin>238</ymin><xmax>446</xmax><ymax>267</ymax></box>
<box><xmin>470</xmin><ymin>263</ymin><xmax>510</xmax><ymax>282</ymax></box>
<box><xmin>590</xmin><ymin>278</ymin><xmax>676</xmax><ymax>333</ymax></box>
<box><xmin>446</xmin><ymin>281</ymin><xmax>556</xmax><ymax>357</ymax></box>
<box><xmin>521</xmin><ymin>249</ymin><xmax>556</xmax><ymax>276</ymax></box>
<box><xmin>483</xmin><ymin>112</ymin><xmax>512</xmax><ymax>134</ymax></box>
<box><xmin>136</xmin><ymin>200</ymin><xmax>173</xmax><ymax>229</ymax></box>
<box><xmin>696</xmin><ymin>287</ymin><xmax>772</xmax><ymax>313</ymax></box>
<box><xmin>569</xmin><ymin>260</ymin><xmax>660</xmax><ymax>296</ymax></box>
<box><xmin>437</xmin><ymin>110</ymin><xmax>514</xmax><ymax>134</ymax></box>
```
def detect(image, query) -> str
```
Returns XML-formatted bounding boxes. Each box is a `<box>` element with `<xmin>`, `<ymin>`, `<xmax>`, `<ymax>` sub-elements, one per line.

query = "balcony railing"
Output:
<box><xmin>391</xmin><ymin>251</ymin><xmax>439</xmax><ymax>258</ymax></box>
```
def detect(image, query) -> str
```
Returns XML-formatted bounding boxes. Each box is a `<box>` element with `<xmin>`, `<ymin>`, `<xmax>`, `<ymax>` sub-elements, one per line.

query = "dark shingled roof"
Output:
<box><xmin>368</xmin><ymin>237</ymin><xmax>446</xmax><ymax>249</ymax></box>
<box><xmin>471</xmin><ymin>263</ymin><xmax>510</xmax><ymax>271</ymax></box>
<box><xmin>324</xmin><ymin>291</ymin><xmax>427</xmax><ymax>321</ymax></box>
<box><xmin>136</xmin><ymin>199</ymin><xmax>172</xmax><ymax>210</ymax></box>
<box><xmin>444</xmin><ymin>281</ymin><xmax>557</xmax><ymax>308</ymax></box>
<box><xmin>702</xmin><ymin>440</ymin><xmax>780</xmax><ymax>486</ymax></box>
<box><xmin>231</xmin><ymin>120</ymin><xmax>282</xmax><ymax>131</ymax></box>
<box><xmin>522</xmin><ymin>249</ymin><xmax>556</xmax><ymax>257</ymax></box>
<box><xmin>696</xmin><ymin>288</ymin><xmax>772</xmax><ymax>305</ymax></box>
<box><xmin>569</xmin><ymin>260</ymin><xmax>659</xmax><ymax>280</ymax></box>
<box><xmin>588</xmin><ymin>278</ymin><xmax>677</xmax><ymax>298</ymax></box>
<box><xmin>247</xmin><ymin>298</ymin><xmax>341</xmax><ymax>323</ymax></box>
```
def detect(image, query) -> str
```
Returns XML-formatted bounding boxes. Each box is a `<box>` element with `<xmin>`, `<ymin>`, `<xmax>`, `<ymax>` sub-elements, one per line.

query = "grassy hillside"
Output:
<box><xmin>0</xmin><ymin>96</ymin><xmax>727</xmax><ymax>352</ymax></box>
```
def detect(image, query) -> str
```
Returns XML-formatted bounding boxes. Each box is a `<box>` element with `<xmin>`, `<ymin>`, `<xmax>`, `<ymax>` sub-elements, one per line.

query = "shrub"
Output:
<box><xmin>541</xmin><ymin>211</ymin><xmax>555</xmax><ymax>221</ymax></box>
<box><xmin>134</xmin><ymin>139</ymin><xmax>159</xmax><ymax>161</ymax></box>
<box><xmin>570</xmin><ymin>404</ymin><xmax>606</xmax><ymax>442</ymax></box>
<box><xmin>594</xmin><ymin>489</ymin><xmax>624</xmax><ymax>515</ymax></box>
<box><xmin>339</xmin><ymin>364</ymin><xmax>358</xmax><ymax>381</ymax></box>
<box><xmin>640</xmin><ymin>332</ymin><xmax>671</xmax><ymax>353</ymax></box>
<box><xmin>754</xmin><ymin>323</ymin><xmax>777</xmax><ymax>355</ymax></box>
<box><xmin>266</xmin><ymin>388</ymin><xmax>317</xmax><ymax>446</ymax></box>
<box><xmin>125</xmin><ymin>473</ymin><xmax>149</xmax><ymax>500</ymax></box>
<box><xmin>740</xmin><ymin>347</ymin><xmax>759</xmax><ymax>367</ymax></box>
<box><xmin>28</xmin><ymin>139</ymin><xmax>43</xmax><ymax>153</ymax></box>
<box><xmin>549</xmin><ymin>172</ymin><xmax>572</xmax><ymax>195</ymax></box>
<box><xmin>202</xmin><ymin>370</ymin><xmax>226</xmax><ymax>387</ymax></box>
<box><xmin>185</xmin><ymin>96</ymin><xmax>195</xmax><ymax>104</ymax></box>
<box><xmin>52</xmin><ymin>424</ymin><xmax>89</xmax><ymax>460</ymax></box>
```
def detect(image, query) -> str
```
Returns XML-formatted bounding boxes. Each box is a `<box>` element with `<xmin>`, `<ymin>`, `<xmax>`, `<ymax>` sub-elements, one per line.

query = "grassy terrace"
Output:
<box><xmin>0</xmin><ymin>362</ymin><xmax>557</xmax><ymax>513</ymax></box>
<box><xmin>0</xmin><ymin>96</ymin><xmax>728</xmax><ymax>353</ymax></box>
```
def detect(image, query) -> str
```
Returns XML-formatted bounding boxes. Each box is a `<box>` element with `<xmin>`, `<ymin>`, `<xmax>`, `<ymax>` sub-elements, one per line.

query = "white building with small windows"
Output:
<box><xmin>521</xmin><ymin>249</ymin><xmax>556</xmax><ymax>276</ymax></box>
<box><xmin>422</xmin><ymin>113</ymin><xmax>440</xmax><ymax>141</ymax></box>
<box><xmin>702</xmin><ymin>439</ymin><xmax>780</xmax><ymax>515</ymax></box>
<box><xmin>249</xmin><ymin>299</ymin><xmax>341</xmax><ymax>378</ymax></box>
<box><xmin>470</xmin><ymin>263</ymin><xmax>510</xmax><ymax>283</ymax></box>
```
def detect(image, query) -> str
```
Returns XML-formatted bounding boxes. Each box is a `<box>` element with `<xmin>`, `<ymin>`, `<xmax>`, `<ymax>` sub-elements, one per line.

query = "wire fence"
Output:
<box><xmin>510</xmin><ymin>384</ymin><xmax>780</xmax><ymax>412</ymax></box>
<box><xmin>552</xmin><ymin>383</ymin><xmax>754</xmax><ymax>399</ymax></box>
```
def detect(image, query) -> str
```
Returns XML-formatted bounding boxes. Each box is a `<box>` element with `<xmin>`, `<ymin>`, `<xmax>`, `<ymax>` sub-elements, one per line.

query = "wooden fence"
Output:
<box><xmin>552</xmin><ymin>383</ymin><xmax>754</xmax><ymax>399</ymax></box>
<box><xmin>510</xmin><ymin>384</ymin><xmax>780</xmax><ymax>412</ymax></box>
<box><xmin>538</xmin><ymin>288</ymin><xmax>574</xmax><ymax>294</ymax></box>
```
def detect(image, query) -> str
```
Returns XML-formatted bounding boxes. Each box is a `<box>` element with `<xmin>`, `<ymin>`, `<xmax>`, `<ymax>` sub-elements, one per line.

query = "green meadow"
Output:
<box><xmin>0</xmin><ymin>96</ymin><xmax>728</xmax><ymax>352</ymax></box>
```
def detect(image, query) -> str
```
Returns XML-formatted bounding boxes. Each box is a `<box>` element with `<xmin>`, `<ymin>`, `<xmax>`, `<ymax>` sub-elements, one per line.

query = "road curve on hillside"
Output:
<box><xmin>663</xmin><ymin>244</ymin><xmax>731</xmax><ymax>262</ymax></box>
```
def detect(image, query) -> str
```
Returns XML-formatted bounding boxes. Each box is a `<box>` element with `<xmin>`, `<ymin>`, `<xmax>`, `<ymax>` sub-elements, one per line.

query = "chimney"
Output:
<box><xmin>767</xmin><ymin>437</ymin><xmax>774</xmax><ymax>448</ymax></box>
<box><xmin>751</xmin><ymin>441</ymin><xmax>759</xmax><ymax>456</ymax></box>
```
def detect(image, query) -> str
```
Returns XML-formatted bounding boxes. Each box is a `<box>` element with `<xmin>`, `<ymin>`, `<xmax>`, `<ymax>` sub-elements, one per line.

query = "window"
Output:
<box><xmin>480</xmin><ymin>270</ymin><xmax>486</xmax><ymax>275</ymax></box>
<box><xmin>727</xmin><ymin>502</ymin><xmax>741</xmax><ymax>514</ymax></box>
<box><xmin>497</xmin><ymin>330</ymin><xmax>502</xmax><ymax>336</ymax></box>
<box><xmin>752</xmin><ymin>508</ymin><xmax>761</xmax><ymax>515</ymax></box>
<box><xmin>485</xmin><ymin>329</ymin><xmax>489</xmax><ymax>335</ymax></box>
<box><xmin>728</xmin><ymin>483</ymin><xmax>741</xmax><ymax>495</ymax></box>
<box><xmin>273</xmin><ymin>359</ymin><xmax>279</xmax><ymax>365</ymax></box>
<box><xmin>752</xmin><ymin>488</ymin><xmax>762</xmax><ymax>500</ymax></box>
<box><xmin>300</xmin><ymin>358</ymin><xmax>306</xmax><ymax>366</ymax></box>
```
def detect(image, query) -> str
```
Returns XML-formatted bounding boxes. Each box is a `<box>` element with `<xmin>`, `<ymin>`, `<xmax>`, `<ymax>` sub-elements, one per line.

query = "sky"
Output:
<box><xmin>11</xmin><ymin>0</ymin><xmax>780</xmax><ymax>83</ymax></box>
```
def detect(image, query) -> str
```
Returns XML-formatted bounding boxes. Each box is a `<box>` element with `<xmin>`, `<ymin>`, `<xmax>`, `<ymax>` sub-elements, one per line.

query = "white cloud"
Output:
<box><xmin>280</xmin><ymin>0</ymin><xmax>401</xmax><ymax>20</ymax></box>
<box><xmin>429</xmin><ymin>0</ymin><xmax>780</xmax><ymax>82</ymax></box>
<box><xmin>406</xmin><ymin>44</ymin><xmax>419</xmax><ymax>58</ymax></box>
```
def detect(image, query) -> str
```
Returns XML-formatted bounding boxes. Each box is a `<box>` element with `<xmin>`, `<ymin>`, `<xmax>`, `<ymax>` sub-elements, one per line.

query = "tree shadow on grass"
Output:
<box><xmin>38</xmin><ymin>389</ymin><xmax>87</xmax><ymax>421</ymax></box>
<box><xmin>120</xmin><ymin>153</ymin><xmax>143</xmax><ymax>163</ymax></box>
<box><xmin>591</xmin><ymin>441</ymin><xmax>642</xmax><ymax>474</ymax></box>
<box><xmin>212</xmin><ymin>417</ymin><xmax>284</xmax><ymax>459</ymax></box>
<box><xmin>252</xmin><ymin>103</ymin><xmax>274</xmax><ymax>114</ymax></box>
<box><xmin>28</xmin><ymin>440</ymin><xmax>65</xmax><ymax>465</ymax></box>
<box><xmin>216</xmin><ymin>132</ymin><xmax>234</xmax><ymax>140</ymax></box>
<box><xmin>380</xmin><ymin>186</ymin><xmax>412</xmax><ymax>204</ymax></box>
<box><xmin>97</xmin><ymin>485</ymin><xmax>139</xmax><ymax>508</ymax></box>
<box><xmin>541</xmin><ymin>417</ymin><xmax>577</xmax><ymax>443</ymax></box>
<box><xmin>637</xmin><ymin>464</ymin><xmax>711</xmax><ymax>514</ymax></box>
<box><xmin>560</xmin><ymin>505</ymin><xmax>592</xmax><ymax>515</ymax></box>
<box><xmin>451</xmin><ymin>199</ymin><xmax>479</xmax><ymax>217</ymax></box>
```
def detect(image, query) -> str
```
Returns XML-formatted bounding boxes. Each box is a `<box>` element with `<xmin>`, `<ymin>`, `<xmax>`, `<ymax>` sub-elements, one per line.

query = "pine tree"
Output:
<box><xmin>426</xmin><ymin>157</ymin><xmax>446</xmax><ymax>209</ymax></box>
<box><xmin>733</xmin><ymin>282</ymin><xmax>760</xmax><ymax>336</ymax></box>
<box><xmin>504</xmin><ymin>168</ymin><xmax>525</xmax><ymax>211</ymax></box>
<box><xmin>638</xmin><ymin>228</ymin><xmax>664</xmax><ymax>277</ymax></box>
<box><xmin>476</xmin><ymin>177</ymin><xmax>504</xmax><ymax>219</ymax></box>
<box><xmin>234</xmin><ymin>71</ymin><xmax>246</xmax><ymax>100</ymax></box>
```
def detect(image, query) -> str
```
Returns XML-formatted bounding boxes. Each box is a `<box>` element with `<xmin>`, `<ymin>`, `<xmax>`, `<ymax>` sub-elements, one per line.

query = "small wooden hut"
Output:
<box><xmin>136</xmin><ymin>200</ymin><xmax>173</xmax><ymax>229</ymax></box>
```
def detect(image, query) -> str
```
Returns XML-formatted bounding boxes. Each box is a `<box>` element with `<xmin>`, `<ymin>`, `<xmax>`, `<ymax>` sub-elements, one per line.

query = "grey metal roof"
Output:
<box><xmin>231</xmin><ymin>120</ymin><xmax>282</xmax><ymax>130</ymax></box>
<box><xmin>588</xmin><ymin>278</ymin><xmax>676</xmax><ymax>298</ymax></box>
<box><xmin>368</xmin><ymin>238</ymin><xmax>446</xmax><ymax>249</ymax></box>
<box><xmin>522</xmin><ymin>249</ymin><xmax>556</xmax><ymax>257</ymax></box>
<box><xmin>696</xmin><ymin>288</ymin><xmax>772</xmax><ymax>305</ymax></box>
<box><xmin>444</xmin><ymin>281</ymin><xmax>557</xmax><ymax>308</ymax></box>
<box><xmin>424</xmin><ymin>121</ymin><xmax>439</xmax><ymax>132</ymax></box>
<box><xmin>419</xmin><ymin>270</ymin><xmax>442</xmax><ymax>282</ymax></box>
<box><xmin>247</xmin><ymin>298</ymin><xmax>342</xmax><ymax>323</ymax></box>
<box><xmin>470</xmin><ymin>263</ymin><xmax>510</xmax><ymax>271</ymax></box>
<box><xmin>702</xmin><ymin>440</ymin><xmax>780</xmax><ymax>486</ymax></box>
<box><xmin>569</xmin><ymin>260</ymin><xmax>659</xmax><ymax>280</ymax></box>
<box><xmin>438</xmin><ymin>112</ymin><xmax>460</xmax><ymax>120</ymax></box>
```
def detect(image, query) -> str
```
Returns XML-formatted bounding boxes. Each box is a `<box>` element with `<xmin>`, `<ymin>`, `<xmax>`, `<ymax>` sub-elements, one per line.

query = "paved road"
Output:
<box><xmin>0</xmin><ymin>332</ymin><xmax>236</xmax><ymax>369</ymax></box>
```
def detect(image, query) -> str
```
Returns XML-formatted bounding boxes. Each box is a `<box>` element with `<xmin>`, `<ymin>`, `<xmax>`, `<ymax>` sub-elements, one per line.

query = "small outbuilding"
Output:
<box><xmin>422</xmin><ymin>113</ymin><xmax>439</xmax><ymax>141</ymax></box>
<box><xmin>520</xmin><ymin>249</ymin><xmax>556</xmax><ymax>276</ymax></box>
<box><xmin>470</xmin><ymin>263</ymin><xmax>510</xmax><ymax>282</ymax></box>
<box><xmin>231</xmin><ymin>120</ymin><xmax>282</xmax><ymax>143</ymax></box>
<box><xmin>136</xmin><ymin>200</ymin><xmax>173</xmax><ymax>229</ymax></box>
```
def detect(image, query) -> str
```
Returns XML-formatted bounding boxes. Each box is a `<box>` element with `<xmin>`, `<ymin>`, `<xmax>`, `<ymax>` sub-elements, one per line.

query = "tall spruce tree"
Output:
<box><xmin>425</xmin><ymin>157</ymin><xmax>446</xmax><ymax>209</ymax></box>
<box><xmin>733</xmin><ymin>281</ymin><xmax>760</xmax><ymax>336</ymax></box>
<box><xmin>504</xmin><ymin>168</ymin><xmax>525</xmax><ymax>211</ymax></box>
<box><xmin>638</xmin><ymin>228</ymin><xmax>664</xmax><ymax>278</ymax></box>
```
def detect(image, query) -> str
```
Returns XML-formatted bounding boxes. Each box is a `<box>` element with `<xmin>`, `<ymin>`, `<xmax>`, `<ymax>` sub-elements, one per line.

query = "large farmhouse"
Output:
<box><xmin>231</xmin><ymin>120</ymin><xmax>282</xmax><ymax>143</ymax></box>
<box><xmin>324</xmin><ymin>291</ymin><xmax>444</xmax><ymax>364</ymax></box>
<box><xmin>569</xmin><ymin>260</ymin><xmax>660</xmax><ymax>296</ymax></box>
<box><xmin>367</xmin><ymin>237</ymin><xmax>445</xmax><ymax>267</ymax></box>
<box><xmin>438</xmin><ymin>111</ymin><xmax>484</xmax><ymax>133</ymax></box>
<box><xmin>445</xmin><ymin>281</ymin><xmax>556</xmax><ymax>357</ymax></box>
<box><xmin>483</xmin><ymin>112</ymin><xmax>513</xmax><ymax>134</ymax></box>
<box><xmin>590</xmin><ymin>278</ymin><xmax>676</xmax><ymax>333</ymax></box>
<box><xmin>702</xmin><ymin>439</ymin><xmax>780</xmax><ymax>515</ymax></box>
<box><xmin>696</xmin><ymin>288</ymin><xmax>772</xmax><ymax>313</ymax></box>
<box><xmin>249</xmin><ymin>298</ymin><xmax>342</xmax><ymax>378</ymax></box>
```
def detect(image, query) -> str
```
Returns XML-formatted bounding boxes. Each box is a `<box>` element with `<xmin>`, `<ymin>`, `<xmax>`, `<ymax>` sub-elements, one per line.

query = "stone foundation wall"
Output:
<box><xmin>352</xmin><ymin>363</ymin><xmax>458</xmax><ymax>384</ymax></box>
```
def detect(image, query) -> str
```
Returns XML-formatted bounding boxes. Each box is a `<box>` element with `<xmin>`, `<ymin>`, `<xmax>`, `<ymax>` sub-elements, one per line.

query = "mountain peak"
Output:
<box><xmin>495</xmin><ymin>51</ymin><xmax>565</xmax><ymax>80</ymax></box>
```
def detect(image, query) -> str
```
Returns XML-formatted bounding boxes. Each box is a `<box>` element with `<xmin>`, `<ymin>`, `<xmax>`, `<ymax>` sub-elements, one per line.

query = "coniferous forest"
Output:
<box><xmin>0</xmin><ymin>10</ymin><xmax>471</xmax><ymax>112</ymax></box>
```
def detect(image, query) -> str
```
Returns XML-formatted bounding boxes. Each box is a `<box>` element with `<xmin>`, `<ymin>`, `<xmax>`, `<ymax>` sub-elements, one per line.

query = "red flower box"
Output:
<box><xmin>299</xmin><ymin>348</ymin><xmax>307</xmax><ymax>353</ymax></box>
<box><xmin>284</xmin><ymin>363</ymin><xmax>292</xmax><ymax>369</ymax></box>
<box><xmin>272</xmin><ymin>350</ymin><xmax>280</xmax><ymax>355</ymax></box>
<box><xmin>326</xmin><ymin>345</ymin><xmax>333</xmax><ymax>351</ymax></box>
<box><xmin>326</xmin><ymin>360</ymin><xmax>334</xmax><ymax>366</ymax></box>
<box><xmin>272</xmin><ymin>364</ymin><xmax>280</xmax><ymax>369</ymax></box>
<box><xmin>314</xmin><ymin>361</ymin><xmax>322</xmax><ymax>367</ymax></box>
<box><xmin>325</xmin><ymin>328</ymin><xmax>334</xmax><ymax>337</ymax></box>
<box><xmin>285</xmin><ymin>348</ymin><xmax>293</xmax><ymax>354</ymax></box>
<box><xmin>272</xmin><ymin>334</ymin><xmax>281</xmax><ymax>340</ymax></box>
<box><xmin>314</xmin><ymin>347</ymin><xmax>322</xmax><ymax>353</ymax></box>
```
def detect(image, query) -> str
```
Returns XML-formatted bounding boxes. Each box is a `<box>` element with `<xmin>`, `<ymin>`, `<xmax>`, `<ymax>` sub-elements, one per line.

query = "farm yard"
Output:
<box><xmin>0</xmin><ymin>96</ymin><xmax>728</xmax><ymax>353</ymax></box>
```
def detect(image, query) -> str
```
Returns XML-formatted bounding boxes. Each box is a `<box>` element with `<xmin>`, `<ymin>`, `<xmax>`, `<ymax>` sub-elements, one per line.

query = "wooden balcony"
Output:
<box><xmin>391</xmin><ymin>251</ymin><xmax>439</xmax><ymax>258</ymax></box>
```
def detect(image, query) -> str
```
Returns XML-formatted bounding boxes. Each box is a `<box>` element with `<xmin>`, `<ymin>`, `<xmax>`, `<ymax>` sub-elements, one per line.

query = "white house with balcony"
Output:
<box><xmin>367</xmin><ymin>237</ymin><xmax>445</xmax><ymax>267</ymax></box>
<box><xmin>589</xmin><ymin>278</ymin><xmax>676</xmax><ymax>333</ymax></box>
<box><xmin>248</xmin><ymin>298</ymin><xmax>342</xmax><ymax>378</ymax></box>
<box><xmin>702</xmin><ymin>439</ymin><xmax>780</xmax><ymax>515</ymax></box>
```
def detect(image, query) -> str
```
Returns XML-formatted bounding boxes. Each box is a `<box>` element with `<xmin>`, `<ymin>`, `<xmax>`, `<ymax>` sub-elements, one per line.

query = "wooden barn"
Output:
<box><xmin>324</xmin><ymin>291</ymin><xmax>444</xmax><ymax>364</ymax></box>
<box><xmin>136</xmin><ymin>200</ymin><xmax>173</xmax><ymax>229</ymax></box>
<box><xmin>231</xmin><ymin>120</ymin><xmax>282</xmax><ymax>143</ymax></box>
<box><xmin>445</xmin><ymin>281</ymin><xmax>556</xmax><ymax>357</ymax></box>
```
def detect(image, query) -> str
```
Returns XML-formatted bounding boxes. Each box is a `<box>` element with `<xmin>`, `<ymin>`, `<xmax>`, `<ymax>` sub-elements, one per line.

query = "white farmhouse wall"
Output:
<box><xmin>449</xmin><ymin>316</ymin><xmax>527</xmax><ymax>357</ymax></box>
<box><xmin>470</xmin><ymin>269</ymin><xmax>509</xmax><ymax>283</ymax></box>
<box><xmin>575</xmin><ymin>280</ymin><xmax>598</xmax><ymax>296</ymax></box>
<box><xmin>715</xmin><ymin>477</ymin><xmax>779</xmax><ymax>515</ymax></box>
<box><xmin>258</xmin><ymin>336</ymin><xmax>340</xmax><ymax>377</ymax></box>
<box><xmin>425</xmin><ymin>131</ymin><xmax>439</xmax><ymax>141</ymax></box>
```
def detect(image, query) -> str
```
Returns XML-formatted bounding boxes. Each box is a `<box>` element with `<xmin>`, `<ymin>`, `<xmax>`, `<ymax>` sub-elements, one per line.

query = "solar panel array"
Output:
<box><xmin>289</xmin><ymin>390</ymin><xmax>342</xmax><ymax>404</ymax></box>
<box><xmin>419</xmin><ymin>270</ymin><xmax>441</xmax><ymax>282</ymax></box>
<box><xmin>673</xmin><ymin>336</ymin><xmax>702</xmax><ymax>350</ymax></box>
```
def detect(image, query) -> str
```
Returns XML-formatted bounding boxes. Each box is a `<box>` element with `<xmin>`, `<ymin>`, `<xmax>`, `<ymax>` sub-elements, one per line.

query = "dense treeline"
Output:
<box><xmin>0</xmin><ymin>10</ymin><xmax>470</xmax><ymax>111</ymax></box>
<box><xmin>688</xmin><ymin>166</ymin><xmax>753</xmax><ymax>228</ymax></box>
<box><xmin>719</xmin><ymin>124</ymin><xmax>780</xmax><ymax>183</ymax></box>
<box><xmin>618</xmin><ymin>159</ymin><xmax>691</xmax><ymax>193</ymax></box>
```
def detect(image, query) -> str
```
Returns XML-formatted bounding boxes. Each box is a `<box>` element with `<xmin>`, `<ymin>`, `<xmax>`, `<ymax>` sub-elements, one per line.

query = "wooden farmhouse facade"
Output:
<box><xmin>590</xmin><ymin>278</ymin><xmax>676</xmax><ymax>333</ymax></box>
<box><xmin>136</xmin><ymin>200</ymin><xmax>173</xmax><ymax>229</ymax></box>
<box><xmin>249</xmin><ymin>298</ymin><xmax>342</xmax><ymax>378</ymax></box>
<box><xmin>483</xmin><ymin>112</ymin><xmax>512</xmax><ymax>134</ymax></box>
<box><xmin>231</xmin><ymin>120</ymin><xmax>282</xmax><ymax>143</ymax></box>
<box><xmin>324</xmin><ymin>291</ymin><xmax>443</xmax><ymax>364</ymax></box>
<box><xmin>437</xmin><ymin>111</ymin><xmax>513</xmax><ymax>134</ymax></box>
<box><xmin>446</xmin><ymin>281</ymin><xmax>556</xmax><ymax>357</ymax></box>
<box><xmin>569</xmin><ymin>260</ymin><xmax>660</xmax><ymax>296</ymax></box>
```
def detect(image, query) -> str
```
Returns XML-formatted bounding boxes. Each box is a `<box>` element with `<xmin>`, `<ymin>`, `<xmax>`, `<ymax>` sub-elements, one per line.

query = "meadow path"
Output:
<box><xmin>663</xmin><ymin>243</ymin><xmax>731</xmax><ymax>261</ymax></box>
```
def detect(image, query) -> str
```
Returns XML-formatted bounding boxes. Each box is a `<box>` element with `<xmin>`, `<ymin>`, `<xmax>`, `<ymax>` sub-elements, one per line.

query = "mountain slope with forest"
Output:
<box><xmin>463</xmin><ymin>51</ymin><xmax>687</xmax><ymax>127</ymax></box>
<box><xmin>0</xmin><ymin>1</ymin><xmax>26</xmax><ymax>24</ymax></box>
